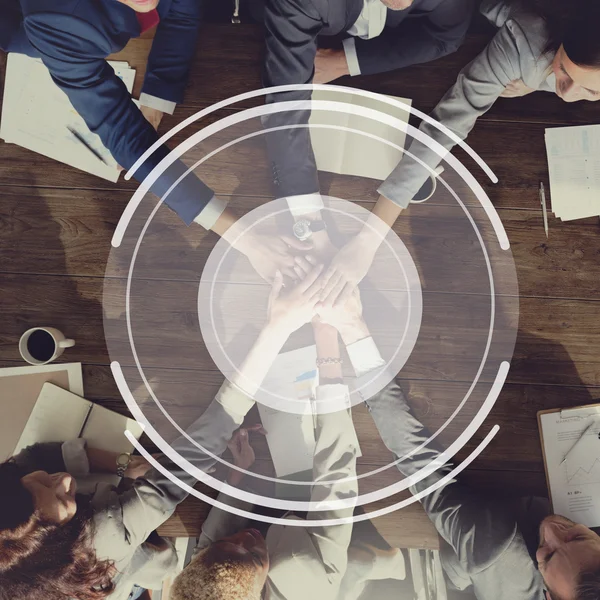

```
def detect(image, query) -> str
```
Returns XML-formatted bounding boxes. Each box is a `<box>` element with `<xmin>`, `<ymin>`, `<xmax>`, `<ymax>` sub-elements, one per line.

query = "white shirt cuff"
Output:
<box><xmin>139</xmin><ymin>93</ymin><xmax>176</xmax><ymax>115</ymax></box>
<box><xmin>342</xmin><ymin>38</ymin><xmax>361</xmax><ymax>77</ymax></box>
<box><xmin>215</xmin><ymin>381</ymin><xmax>255</xmax><ymax>423</ymax></box>
<box><xmin>346</xmin><ymin>336</ymin><xmax>386</xmax><ymax>377</ymax></box>
<box><xmin>315</xmin><ymin>383</ymin><xmax>350</xmax><ymax>411</ymax></box>
<box><xmin>193</xmin><ymin>195</ymin><xmax>229</xmax><ymax>230</ymax></box>
<box><xmin>285</xmin><ymin>193</ymin><xmax>325</xmax><ymax>217</ymax></box>
<box><xmin>61</xmin><ymin>439</ymin><xmax>90</xmax><ymax>478</ymax></box>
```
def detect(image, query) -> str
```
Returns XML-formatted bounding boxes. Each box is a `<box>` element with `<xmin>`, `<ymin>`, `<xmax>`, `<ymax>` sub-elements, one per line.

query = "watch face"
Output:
<box><xmin>117</xmin><ymin>453</ymin><xmax>130</xmax><ymax>466</ymax></box>
<box><xmin>293</xmin><ymin>220</ymin><xmax>311</xmax><ymax>240</ymax></box>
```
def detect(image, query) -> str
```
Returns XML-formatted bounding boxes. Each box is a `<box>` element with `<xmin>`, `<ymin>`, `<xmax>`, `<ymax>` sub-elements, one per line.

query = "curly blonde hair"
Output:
<box><xmin>171</xmin><ymin>547</ymin><xmax>262</xmax><ymax>600</ymax></box>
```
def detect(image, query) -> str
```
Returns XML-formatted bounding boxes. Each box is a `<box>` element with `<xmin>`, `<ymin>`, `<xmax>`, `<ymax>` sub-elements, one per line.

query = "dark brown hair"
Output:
<box><xmin>576</xmin><ymin>568</ymin><xmax>600</xmax><ymax>600</ymax></box>
<box><xmin>0</xmin><ymin>461</ymin><xmax>115</xmax><ymax>600</ymax></box>
<box><xmin>510</xmin><ymin>0</ymin><xmax>600</xmax><ymax>66</ymax></box>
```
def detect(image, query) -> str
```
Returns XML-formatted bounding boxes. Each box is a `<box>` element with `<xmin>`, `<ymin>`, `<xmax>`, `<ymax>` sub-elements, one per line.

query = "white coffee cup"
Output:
<box><xmin>19</xmin><ymin>327</ymin><xmax>76</xmax><ymax>366</ymax></box>
<box><xmin>410</xmin><ymin>165</ymin><xmax>445</xmax><ymax>204</ymax></box>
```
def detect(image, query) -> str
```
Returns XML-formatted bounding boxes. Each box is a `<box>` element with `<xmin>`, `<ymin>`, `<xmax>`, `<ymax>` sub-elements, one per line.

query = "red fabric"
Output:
<box><xmin>136</xmin><ymin>9</ymin><xmax>160</xmax><ymax>34</ymax></box>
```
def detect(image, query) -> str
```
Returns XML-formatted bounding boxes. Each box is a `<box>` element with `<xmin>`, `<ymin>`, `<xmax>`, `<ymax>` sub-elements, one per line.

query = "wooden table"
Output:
<box><xmin>2</xmin><ymin>13</ymin><xmax>600</xmax><ymax>550</ymax></box>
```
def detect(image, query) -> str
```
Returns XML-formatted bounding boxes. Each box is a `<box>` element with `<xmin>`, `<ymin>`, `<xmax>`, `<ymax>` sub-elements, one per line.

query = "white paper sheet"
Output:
<box><xmin>545</xmin><ymin>125</ymin><xmax>600</xmax><ymax>221</ymax></box>
<box><xmin>309</xmin><ymin>90</ymin><xmax>412</xmax><ymax>181</ymax></box>
<box><xmin>540</xmin><ymin>407</ymin><xmax>600</xmax><ymax>527</ymax></box>
<box><xmin>0</xmin><ymin>54</ymin><xmax>136</xmax><ymax>182</ymax></box>
<box><xmin>257</xmin><ymin>345</ymin><xmax>319</xmax><ymax>477</ymax></box>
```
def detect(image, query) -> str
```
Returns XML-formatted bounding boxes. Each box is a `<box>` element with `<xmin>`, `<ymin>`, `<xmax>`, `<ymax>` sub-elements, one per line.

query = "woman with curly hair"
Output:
<box><xmin>0</xmin><ymin>263</ymin><xmax>327</xmax><ymax>600</ymax></box>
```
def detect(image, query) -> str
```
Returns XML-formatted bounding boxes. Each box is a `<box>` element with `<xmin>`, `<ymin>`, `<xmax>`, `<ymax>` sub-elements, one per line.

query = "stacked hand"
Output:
<box><xmin>237</xmin><ymin>232</ymin><xmax>314</xmax><ymax>283</ymax></box>
<box><xmin>267</xmin><ymin>263</ymin><xmax>324</xmax><ymax>336</ymax></box>
<box><xmin>226</xmin><ymin>424</ymin><xmax>267</xmax><ymax>487</ymax></box>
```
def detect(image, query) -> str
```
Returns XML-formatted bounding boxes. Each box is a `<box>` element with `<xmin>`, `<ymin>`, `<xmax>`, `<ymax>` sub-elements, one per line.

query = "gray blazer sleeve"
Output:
<box><xmin>12</xmin><ymin>439</ymin><xmax>89</xmax><ymax>477</ymax></box>
<box><xmin>378</xmin><ymin>16</ymin><xmax>542</xmax><ymax>207</ymax></box>
<box><xmin>266</xmin><ymin>386</ymin><xmax>359</xmax><ymax>599</ymax></box>
<box><xmin>95</xmin><ymin>383</ymin><xmax>255</xmax><ymax>550</ymax></box>
<box><xmin>353</xmin><ymin>0</ymin><xmax>474</xmax><ymax>76</ymax></box>
<box><xmin>363</xmin><ymin>379</ymin><xmax>544</xmax><ymax>599</ymax></box>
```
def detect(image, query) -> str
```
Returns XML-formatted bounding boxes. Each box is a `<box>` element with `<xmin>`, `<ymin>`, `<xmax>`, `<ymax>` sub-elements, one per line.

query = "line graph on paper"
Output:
<box><xmin>566</xmin><ymin>456</ymin><xmax>600</xmax><ymax>486</ymax></box>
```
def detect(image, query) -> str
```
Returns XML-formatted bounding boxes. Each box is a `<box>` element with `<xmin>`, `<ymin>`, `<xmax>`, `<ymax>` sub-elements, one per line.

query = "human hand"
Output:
<box><xmin>317</xmin><ymin>284</ymin><xmax>362</xmax><ymax>327</ymax></box>
<box><xmin>314</xmin><ymin>48</ymin><xmax>350</xmax><ymax>84</ymax></box>
<box><xmin>237</xmin><ymin>232</ymin><xmax>313</xmax><ymax>283</ymax></box>
<box><xmin>500</xmin><ymin>79</ymin><xmax>536</xmax><ymax>98</ymax></box>
<box><xmin>124</xmin><ymin>454</ymin><xmax>158</xmax><ymax>479</ymax></box>
<box><xmin>140</xmin><ymin>105</ymin><xmax>164</xmax><ymax>131</ymax></box>
<box><xmin>227</xmin><ymin>424</ymin><xmax>267</xmax><ymax>487</ymax></box>
<box><xmin>318</xmin><ymin>233</ymin><xmax>378</xmax><ymax>306</ymax></box>
<box><xmin>267</xmin><ymin>264</ymin><xmax>324</xmax><ymax>336</ymax></box>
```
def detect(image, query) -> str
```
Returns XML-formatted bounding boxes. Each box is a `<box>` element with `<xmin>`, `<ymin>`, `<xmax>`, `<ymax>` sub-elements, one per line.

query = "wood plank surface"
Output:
<box><xmin>1</xmin><ymin>13</ymin><xmax>599</xmax><ymax>548</ymax></box>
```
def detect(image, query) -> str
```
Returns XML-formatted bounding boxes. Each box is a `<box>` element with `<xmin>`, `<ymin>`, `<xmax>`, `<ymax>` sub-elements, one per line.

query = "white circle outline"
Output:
<box><xmin>103</xmin><ymin>87</ymin><xmax>518</xmax><ymax>515</ymax></box>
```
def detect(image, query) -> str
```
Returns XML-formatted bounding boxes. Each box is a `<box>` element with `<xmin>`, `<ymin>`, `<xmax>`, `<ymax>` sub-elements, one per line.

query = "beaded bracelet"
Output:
<box><xmin>316</xmin><ymin>357</ymin><xmax>344</xmax><ymax>366</ymax></box>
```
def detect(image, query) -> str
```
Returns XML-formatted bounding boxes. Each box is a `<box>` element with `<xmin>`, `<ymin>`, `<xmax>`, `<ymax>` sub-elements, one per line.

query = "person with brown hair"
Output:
<box><xmin>0</xmin><ymin>263</ymin><xmax>329</xmax><ymax>600</ymax></box>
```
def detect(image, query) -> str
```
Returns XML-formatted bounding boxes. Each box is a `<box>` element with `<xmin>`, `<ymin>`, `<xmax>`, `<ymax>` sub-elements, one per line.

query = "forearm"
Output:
<box><xmin>354</xmin><ymin>1</ymin><xmax>472</xmax><ymax>76</ymax></box>
<box><xmin>314</xmin><ymin>324</ymin><xmax>342</xmax><ymax>382</ymax></box>
<box><xmin>230</xmin><ymin>322</ymin><xmax>289</xmax><ymax>398</ymax></box>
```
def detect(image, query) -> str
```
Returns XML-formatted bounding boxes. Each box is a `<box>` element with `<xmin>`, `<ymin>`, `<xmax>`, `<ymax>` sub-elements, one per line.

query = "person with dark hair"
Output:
<box><xmin>317</xmin><ymin>293</ymin><xmax>600</xmax><ymax>600</ymax></box>
<box><xmin>316</xmin><ymin>0</ymin><xmax>600</xmax><ymax>307</ymax></box>
<box><xmin>258</xmin><ymin>0</ymin><xmax>474</xmax><ymax>277</ymax></box>
<box><xmin>0</xmin><ymin>263</ymin><xmax>330</xmax><ymax>600</ymax></box>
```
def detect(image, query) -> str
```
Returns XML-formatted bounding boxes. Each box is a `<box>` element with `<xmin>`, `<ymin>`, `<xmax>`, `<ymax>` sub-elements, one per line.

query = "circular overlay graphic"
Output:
<box><xmin>197</xmin><ymin>197</ymin><xmax>422</xmax><ymax>415</ymax></box>
<box><xmin>103</xmin><ymin>85</ymin><xmax>519</xmax><ymax>525</ymax></box>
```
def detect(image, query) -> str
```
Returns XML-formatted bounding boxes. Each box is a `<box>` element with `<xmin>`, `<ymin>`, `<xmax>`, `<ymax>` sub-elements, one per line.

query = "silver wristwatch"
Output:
<box><xmin>292</xmin><ymin>219</ymin><xmax>327</xmax><ymax>241</ymax></box>
<box><xmin>116</xmin><ymin>452</ymin><xmax>131</xmax><ymax>478</ymax></box>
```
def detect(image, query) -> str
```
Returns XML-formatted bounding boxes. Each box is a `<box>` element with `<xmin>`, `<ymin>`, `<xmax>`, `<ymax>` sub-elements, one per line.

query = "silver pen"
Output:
<box><xmin>539</xmin><ymin>181</ymin><xmax>549</xmax><ymax>238</ymax></box>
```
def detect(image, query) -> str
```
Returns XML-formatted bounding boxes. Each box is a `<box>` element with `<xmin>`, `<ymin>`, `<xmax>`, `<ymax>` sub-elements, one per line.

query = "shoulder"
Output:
<box><xmin>22</xmin><ymin>4</ymin><xmax>121</xmax><ymax>57</ymax></box>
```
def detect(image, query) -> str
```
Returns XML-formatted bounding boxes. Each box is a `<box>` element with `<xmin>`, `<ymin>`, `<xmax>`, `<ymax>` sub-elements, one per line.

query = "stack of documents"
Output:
<box><xmin>0</xmin><ymin>53</ymin><xmax>136</xmax><ymax>182</ymax></box>
<box><xmin>545</xmin><ymin>124</ymin><xmax>600</xmax><ymax>221</ymax></box>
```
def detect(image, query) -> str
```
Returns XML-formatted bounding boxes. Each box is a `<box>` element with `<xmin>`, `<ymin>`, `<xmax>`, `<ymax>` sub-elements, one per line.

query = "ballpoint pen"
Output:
<box><xmin>539</xmin><ymin>181</ymin><xmax>549</xmax><ymax>238</ymax></box>
<box><xmin>67</xmin><ymin>126</ymin><xmax>110</xmax><ymax>165</ymax></box>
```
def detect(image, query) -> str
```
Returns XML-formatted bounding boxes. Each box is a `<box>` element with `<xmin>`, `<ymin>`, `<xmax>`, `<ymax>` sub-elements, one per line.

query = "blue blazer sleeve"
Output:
<box><xmin>142</xmin><ymin>0</ymin><xmax>203</xmax><ymax>103</ymax></box>
<box><xmin>354</xmin><ymin>0</ymin><xmax>474</xmax><ymax>76</ymax></box>
<box><xmin>23</xmin><ymin>12</ymin><xmax>214</xmax><ymax>225</ymax></box>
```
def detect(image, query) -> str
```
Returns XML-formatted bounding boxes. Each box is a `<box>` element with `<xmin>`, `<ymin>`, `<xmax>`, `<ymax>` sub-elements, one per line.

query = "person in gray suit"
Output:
<box><xmin>324</xmin><ymin>292</ymin><xmax>600</xmax><ymax>600</ymax></box>
<box><xmin>0</xmin><ymin>264</ymin><xmax>326</xmax><ymax>600</ymax></box>
<box><xmin>261</xmin><ymin>0</ymin><xmax>474</xmax><ymax>267</ymax></box>
<box><xmin>317</xmin><ymin>0</ymin><xmax>600</xmax><ymax>307</ymax></box>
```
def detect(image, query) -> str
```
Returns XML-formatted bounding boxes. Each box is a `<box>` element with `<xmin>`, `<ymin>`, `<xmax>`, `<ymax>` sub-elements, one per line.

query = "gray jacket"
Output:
<box><xmin>13</xmin><ymin>382</ymin><xmax>255</xmax><ymax>600</ymax></box>
<box><xmin>364</xmin><ymin>378</ymin><xmax>547</xmax><ymax>599</ymax></box>
<box><xmin>379</xmin><ymin>0</ymin><xmax>555</xmax><ymax>206</ymax></box>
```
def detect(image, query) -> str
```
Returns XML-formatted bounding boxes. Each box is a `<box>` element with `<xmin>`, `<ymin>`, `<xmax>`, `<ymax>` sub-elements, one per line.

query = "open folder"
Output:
<box><xmin>538</xmin><ymin>403</ymin><xmax>600</xmax><ymax>527</ymax></box>
<box><xmin>0</xmin><ymin>53</ymin><xmax>136</xmax><ymax>182</ymax></box>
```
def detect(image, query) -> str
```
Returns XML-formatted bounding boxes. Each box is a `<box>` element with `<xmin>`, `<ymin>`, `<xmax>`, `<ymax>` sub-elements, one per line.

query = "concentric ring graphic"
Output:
<box><xmin>103</xmin><ymin>85</ymin><xmax>519</xmax><ymax>526</ymax></box>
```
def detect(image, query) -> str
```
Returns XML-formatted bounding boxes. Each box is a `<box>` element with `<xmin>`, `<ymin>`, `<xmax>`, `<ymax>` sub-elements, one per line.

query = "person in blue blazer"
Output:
<box><xmin>0</xmin><ymin>0</ymin><xmax>216</xmax><ymax>226</ymax></box>
<box><xmin>0</xmin><ymin>0</ymin><xmax>310</xmax><ymax>279</ymax></box>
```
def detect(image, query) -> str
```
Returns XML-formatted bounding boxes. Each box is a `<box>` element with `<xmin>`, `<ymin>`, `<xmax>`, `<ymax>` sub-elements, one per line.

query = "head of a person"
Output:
<box><xmin>551</xmin><ymin>6</ymin><xmax>600</xmax><ymax>103</ymax></box>
<box><xmin>171</xmin><ymin>528</ymin><xmax>270</xmax><ymax>600</ymax></box>
<box><xmin>0</xmin><ymin>460</ymin><xmax>114</xmax><ymax>600</ymax></box>
<box><xmin>515</xmin><ymin>0</ymin><xmax>600</xmax><ymax>101</ymax></box>
<box><xmin>537</xmin><ymin>514</ymin><xmax>600</xmax><ymax>600</ymax></box>
<box><xmin>379</xmin><ymin>0</ymin><xmax>414</xmax><ymax>10</ymax></box>
<box><xmin>117</xmin><ymin>0</ymin><xmax>160</xmax><ymax>14</ymax></box>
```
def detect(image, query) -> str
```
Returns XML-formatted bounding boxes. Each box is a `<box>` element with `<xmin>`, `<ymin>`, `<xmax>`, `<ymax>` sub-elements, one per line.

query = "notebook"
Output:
<box><xmin>309</xmin><ymin>90</ymin><xmax>412</xmax><ymax>181</ymax></box>
<box><xmin>545</xmin><ymin>124</ymin><xmax>600</xmax><ymax>221</ymax></box>
<box><xmin>538</xmin><ymin>403</ymin><xmax>600</xmax><ymax>527</ymax></box>
<box><xmin>0</xmin><ymin>363</ymin><xmax>84</xmax><ymax>462</ymax></box>
<box><xmin>0</xmin><ymin>53</ymin><xmax>136</xmax><ymax>182</ymax></box>
<box><xmin>15</xmin><ymin>382</ymin><xmax>144</xmax><ymax>487</ymax></box>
